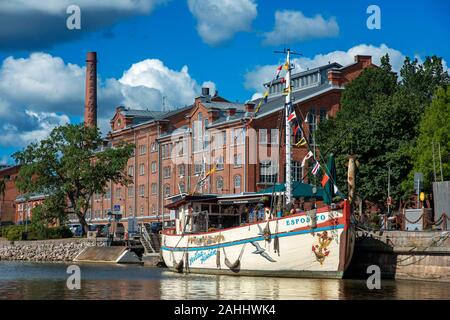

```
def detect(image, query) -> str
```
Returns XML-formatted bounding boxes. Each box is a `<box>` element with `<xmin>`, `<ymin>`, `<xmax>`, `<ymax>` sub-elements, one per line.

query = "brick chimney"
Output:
<box><xmin>84</xmin><ymin>52</ymin><xmax>97</xmax><ymax>127</ymax></box>
<box><xmin>245</xmin><ymin>101</ymin><xmax>255</xmax><ymax>112</ymax></box>
<box><xmin>354</xmin><ymin>55</ymin><xmax>372</xmax><ymax>68</ymax></box>
<box><xmin>327</xmin><ymin>69</ymin><xmax>343</xmax><ymax>86</ymax></box>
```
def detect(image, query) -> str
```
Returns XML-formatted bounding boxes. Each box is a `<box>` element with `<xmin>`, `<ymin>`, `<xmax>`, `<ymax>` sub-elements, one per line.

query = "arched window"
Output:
<box><xmin>216</xmin><ymin>176</ymin><xmax>224</xmax><ymax>191</ymax></box>
<box><xmin>234</xmin><ymin>175</ymin><xmax>241</xmax><ymax>188</ymax></box>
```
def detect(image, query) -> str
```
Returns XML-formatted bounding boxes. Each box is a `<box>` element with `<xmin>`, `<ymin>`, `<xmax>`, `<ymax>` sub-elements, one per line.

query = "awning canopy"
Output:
<box><xmin>259</xmin><ymin>182</ymin><xmax>324</xmax><ymax>199</ymax></box>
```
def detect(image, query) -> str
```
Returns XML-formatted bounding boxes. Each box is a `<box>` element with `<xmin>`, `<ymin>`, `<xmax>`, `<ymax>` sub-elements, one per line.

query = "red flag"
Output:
<box><xmin>280</xmin><ymin>77</ymin><xmax>286</xmax><ymax>83</ymax></box>
<box><xmin>321</xmin><ymin>174</ymin><xmax>329</xmax><ymax>187</ymax></box>
<box><xmin>293</xmin><ymin>124</ymin><xmax>300</xmax><ymax>135</ymax></box>
<box><xmin>287</xmin><ymin>112</ymin><xmax>296</xmax><ymax>122</ymax></box>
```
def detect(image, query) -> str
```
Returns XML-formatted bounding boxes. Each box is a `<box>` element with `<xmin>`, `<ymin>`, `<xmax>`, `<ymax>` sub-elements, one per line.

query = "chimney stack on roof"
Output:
<box><xmin>84</xmin><ymin>52</ymin><xmax>97</xmax><ymax>128</ymax></box>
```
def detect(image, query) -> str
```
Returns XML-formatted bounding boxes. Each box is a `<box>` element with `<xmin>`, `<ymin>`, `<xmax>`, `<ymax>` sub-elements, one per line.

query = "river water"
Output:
<box><xmin>0</xmin><ymin>261</ymin><xmax>448</xmax><ymax>300</ymax></box>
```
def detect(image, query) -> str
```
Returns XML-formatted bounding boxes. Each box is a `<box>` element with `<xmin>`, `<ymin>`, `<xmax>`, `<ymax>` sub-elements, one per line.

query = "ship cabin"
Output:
<box><xmin>164</xmin><ymin>182</ymin><xmax>328</xmax><ymax>235</ymax></box>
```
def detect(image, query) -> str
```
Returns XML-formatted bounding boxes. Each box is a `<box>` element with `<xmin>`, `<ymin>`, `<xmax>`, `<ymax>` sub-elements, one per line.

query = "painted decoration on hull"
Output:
<box><xmin>312</xmin><ymin>231</ymin><xmax>333</xmax><ymax>265</ymax></box>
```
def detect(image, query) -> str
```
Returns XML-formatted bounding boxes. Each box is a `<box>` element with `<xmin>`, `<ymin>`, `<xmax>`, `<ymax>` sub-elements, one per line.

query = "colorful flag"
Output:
<box><xmin>280</xmin><ymin>77</ymin><xmax>286</xmax><ymax>84</ymax></box>
<box><xmin>283</xmin><ymin>61</ymin><xmax>289</xmax><ymax>70</ymax></box>
<box><xmin>334</xmin><ymin>184</ymin><xmax>339</xmax><ymax>193</ymax></box>
<box><xmin>287</xmin><ymin>111</ymin><xmax>296</xmax><ymax>123</ymax></box>
<box><xmin>296</xmin><ymin>137</ymin><xmax>307</xmax><ymax>147</ymax></box>
<box><xmin>321</xmin><ymin>174</ymin><xmax>330</xmax><ymax>187</ymax></box>
<box><xmin>205</xmin><ymin>165</ymin><xmax>217</xmax><ymax>177</ymax></box>
<box><xmin>263</xmin><ymin>91</ymin><xmax>269</xmax><ymax>103</ymax></box>
<box><xmin>275</xmin><ymin>65</ymin><xmax>282</xmax><ymax>79</ymax></box>
<box><xmin>301</xmin><ymin>151</ymin><xmax>313</xmax><ymax>167</ymax></box>
<box><xmin>293</xmin><ymin>124</ymin><xmax>300</xmax><ymax>136</ymax></box>
<box><xmin>311</xmin><ymin>161</ymin><xmax>321</xmax><ymax>175</ymax></box>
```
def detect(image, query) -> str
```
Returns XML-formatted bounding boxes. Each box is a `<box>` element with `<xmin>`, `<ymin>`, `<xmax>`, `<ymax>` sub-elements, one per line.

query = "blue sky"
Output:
<box><xmin>0</xmin><ymin>0</ymin><xmax>449</xmax><ymax>164</ymax></box>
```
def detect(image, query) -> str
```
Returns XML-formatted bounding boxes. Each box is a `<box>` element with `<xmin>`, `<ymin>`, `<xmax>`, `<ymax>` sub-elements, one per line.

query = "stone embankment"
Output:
<box><xmin>0</xmin><ymin>238</ymin><xmax>104</xmax><ymax>262</ymax></box>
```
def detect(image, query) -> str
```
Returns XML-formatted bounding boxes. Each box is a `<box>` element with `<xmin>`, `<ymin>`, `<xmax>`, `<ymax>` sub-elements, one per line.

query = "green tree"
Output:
<box><xmin>410</xmin><ymin>86</ymin><xmax>450</xmax><ymax>189</ymax></box>
<box><xmin>13</xmin><ymin>124</ymin><xmax>134</xmax><ymax>235</ymax></box>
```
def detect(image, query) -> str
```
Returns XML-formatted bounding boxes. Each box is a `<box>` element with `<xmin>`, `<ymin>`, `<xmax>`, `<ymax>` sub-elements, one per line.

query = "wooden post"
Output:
<box><xmin>347</xmin><ymin>155</ymin><xmax>356</xmax><ymax>205</ymax></box>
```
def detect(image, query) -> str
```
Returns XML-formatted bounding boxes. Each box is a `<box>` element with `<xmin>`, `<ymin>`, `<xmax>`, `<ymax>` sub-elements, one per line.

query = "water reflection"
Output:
<box><xmin>0</xmin><ymin>262</ymin><xmax>449</xmax><ymax>300</ymax></box>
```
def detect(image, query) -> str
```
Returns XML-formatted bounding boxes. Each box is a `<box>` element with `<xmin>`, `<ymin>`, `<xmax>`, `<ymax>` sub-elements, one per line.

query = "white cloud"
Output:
<box><xmin>244</xmin><ymin>43</ymin><xmax>409</xmax><ymax>94</ymax></box>
<box><xmin>0</xmin><ymin>0</ymin><xmax>168</xmax><ymax>50</ymax></box>
<box><xmin>0</xmin><ymin>110</ymin><xmax>70</xmax><ymax>147</ymax></box>
<box><xmin>188</xmin><ymin>0</ymin><xmax>257</xmax><ymax>46</ymax></box>
<box><xmin>263</xmin><ymin>10</ymin><xmax>339</xmax><ymax>46</ymax></box>
<box><xmin>0</xmin><ymin>52</ymin><xmax>215</xmax><ymax>150</ymax></box>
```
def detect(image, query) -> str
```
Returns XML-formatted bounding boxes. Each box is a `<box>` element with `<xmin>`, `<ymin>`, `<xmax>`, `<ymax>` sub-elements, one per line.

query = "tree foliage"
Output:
<box><xmin>13</xmin><ymin>124</ymin><xmax>134</xmax><ymax>234</ymax></box>
<box><xmin>410</xmin><ymin>86</ymin><xmax>450</xmax><ymax>189</ymax></box>
<box><xmin>316</xmin><ymin>54</ymin><xmax>449</xmax><ymax>211</ymax></box>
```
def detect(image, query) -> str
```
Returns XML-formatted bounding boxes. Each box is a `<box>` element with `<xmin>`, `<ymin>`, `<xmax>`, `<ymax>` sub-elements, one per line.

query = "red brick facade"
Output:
<box><xmin>0</xmin><ymin>165</ymin><xmax>20</xmax><ymax>223</ymax></box>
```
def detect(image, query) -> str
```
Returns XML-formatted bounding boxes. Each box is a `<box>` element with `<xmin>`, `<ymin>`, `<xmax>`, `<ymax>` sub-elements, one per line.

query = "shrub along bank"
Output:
<box><xmin>0</xmin><ymin>224</ymin><xmax>72</xmax><ymax>241</ymax></box>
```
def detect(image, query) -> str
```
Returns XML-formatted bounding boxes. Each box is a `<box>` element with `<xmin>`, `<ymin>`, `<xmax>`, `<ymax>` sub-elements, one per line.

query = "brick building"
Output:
<box><xmin>85</xmin><ymin>55</ymin><xmax>375</xmax><ymax>227</ymax></box>
<box><xmin>0</xmin><ymin>165</ymin><xmax>21</xmax><ymax>224</ymax></box>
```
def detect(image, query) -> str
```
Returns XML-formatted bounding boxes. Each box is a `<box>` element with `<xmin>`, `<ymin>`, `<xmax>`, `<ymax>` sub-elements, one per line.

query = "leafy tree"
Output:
<box><xmin>401</xmin><ymin>55</ymin><xmax>450</xmax><ymax>103</ymax></box>
<box><xmin>13</xmin><ymin>124</ymin><xmax>134</xmax><ymax>235</ymax></box>
<box><xmin>409</xmin><ymin>86</ymin><xmax>450</xmax><ymax>189</ymax></box>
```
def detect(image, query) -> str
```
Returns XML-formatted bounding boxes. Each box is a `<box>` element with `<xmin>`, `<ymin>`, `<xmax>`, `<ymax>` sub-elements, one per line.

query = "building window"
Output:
<box><xmin>216</xmin><ymin>156</ymin><xmax>224</xmax><ymax>170</ymax></box>
<box><xmin>178</xmin><ymin>164</ymin><xmax>185</xmax><ymax>177</ymax></box>
<box><xmin>151</xmin><ymin>142</ymin><xmax>157</xmax><ymax>152</ymax></box>
<box><xmin>259</xmin><ymin>160</ymin><xmax>278</xmax><ymax>184</ymax></box>
<box><xmin>164</xmin><ymin>185</ymin><xmax>170</xmax><ymax>198</ymax></box>
<box><xmin>307</xmin><ymin>109</ymin><xmax>317</xmax><ymax>145</ymax></box>
<box><xmin>128</xmin><ymin>165</ymin><xmax>134</xmax><ymax>177</ymax></box>
<box><xmin>129</xmin><ymin>206</ymin><xmax>133</xmax><ymax>216</ymax></box>
<box><xmin>319</xmin><ymin>108</ymin><xmax>327</xmax><ymax>122</ymax></box>
<box><xmin>163</xmin><ymin>166</ymin><xmax>171</xmax><ymax>179</ymax></box>
<box><xmin>270</xmin><ymin>129</ymin><xmax>279</xmax><ymax>144</ymax></box>
<box><xmin>139</xmin><ymin>163</ymin><xmax>145</xmax><ymax>176</ymax></box>
<box><xmin>104</xmin><ymin>188</ymin><xmax>111</xmax><ymax>199</ymax></box>
<box><xmin>179</xmin><ymin>182</ymin><xmax>185</xmax><ymax>194</ymax></box>
<box><xmin>139</xmin><ymin>184</ymin><xmax>145</xmax><ymax>197</ymax></box>
<box><xmin>176</xmin><ymin>139</ymin><xmax>185</xmax><ymax>156</ymax></box>
<box><xmin>162</xmin><ymin>144</ymin><xmax>172</xmax><ymax>159</ymax></box>
<box><xmin>234</xmin><ymin>175</ymin><xmax>241</xmax><ymax>188</ymax></box>
<box><xmin>259</xmin><ymin>129</ymin><xmax>267</xmax><ymax>144</ymax></box>
<box><xmin>233</xmin><ymin>154</ymin><xmax>242</xmax><ymax>167</ymax></box>
<box><xmin>151</xmin><ymin>161</ymin><xmax>157</xmax><ymax>173</ymax></box>
<box><xmin>203</xmin><ymin>119</ymin><xmax>209</xmax><ymax>149</ymax></box>
<box><xmin>193</xmin><ymin>113</ymin><xmax>203</xmax><ymax>152</ymax></box>
<box><xmin>115</xmin><ymin>188</ymin><xmax>122</xmax><ymax>200</ymax></box>
<box><xmin>290</xmin><ymin>161</ymin><xmax>302</xmax><ymax>182</ymax></box>
<box><xmin>232</xmin><ymin>128</ymin><xmax>245</xmax><ymax>145</ymax></box>
<box><xmin>139</xmin><ymin>144</ymin><xmax>146</xmax><ymax>155</ymax></box>
<box><xmin>151</xmin><ymin>205</ymin><xmax>156</xmax><ymax>214</ymax></box>
<box><xmin>194</xmin><ymin>162</ymin><xmax>203</xmax><ymax>175</ymax></box>
<box><xmin>151</xmin><ymin>183</ymin><xmax>157</xmax><ymax>195</ymax></box>
<box><xmin>140</xmin><ymin>206</ymin><xmax>144</xmax><ymax>216</ymax></box>
<box><xmin>216</xmin><ymin>176</ymin><xmax>224</xmax><ymax>190</ymax></box>
<box><xmin>128</xmin><ymin>185</ymin><xmax>134</xmax><ymax>197</ymax></box>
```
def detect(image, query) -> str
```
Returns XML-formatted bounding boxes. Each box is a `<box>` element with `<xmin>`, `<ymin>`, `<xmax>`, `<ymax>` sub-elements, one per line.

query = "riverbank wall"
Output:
<box><xmin>347</xmin><ymin>230</ymin><xmax>450</xmax><ymax>282</ymax></box>
<box><xmin>0</xmin><ymin>238</ymin><xmax>102</xmax><ymax>262</ymax></box>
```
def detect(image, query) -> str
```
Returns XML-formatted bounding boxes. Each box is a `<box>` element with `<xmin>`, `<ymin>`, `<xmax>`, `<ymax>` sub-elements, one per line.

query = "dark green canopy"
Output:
<box><xmin>259</xmin><ymin>182</ymin><xmax>324</xmax><ymax>199</ymax></box>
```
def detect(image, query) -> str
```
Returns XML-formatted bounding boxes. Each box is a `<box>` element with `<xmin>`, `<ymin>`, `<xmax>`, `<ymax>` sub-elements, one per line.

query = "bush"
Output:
<box><xmin>0</xmin><ymin>224</ymin><xmax>72</xmax><ymax>241</ymax></box>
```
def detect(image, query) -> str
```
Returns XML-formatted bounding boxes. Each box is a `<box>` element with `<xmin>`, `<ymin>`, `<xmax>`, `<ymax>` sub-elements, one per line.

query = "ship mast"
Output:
<box><xmin>284</xmin><ymin>49</ymin><xmax>292</xmax><ymax>205</ymax></box>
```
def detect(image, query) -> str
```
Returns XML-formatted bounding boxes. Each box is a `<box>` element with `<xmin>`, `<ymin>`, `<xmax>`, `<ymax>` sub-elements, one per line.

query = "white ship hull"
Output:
<box><xmin>161</xmin><ymin>201</ymin><xmax>355</xmax><ymax>279</ymax></box>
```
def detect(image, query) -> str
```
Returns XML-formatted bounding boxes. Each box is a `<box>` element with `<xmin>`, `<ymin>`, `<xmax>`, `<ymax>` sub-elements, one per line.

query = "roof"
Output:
<box><xmin>264</xmin><ymin>62</ymin><xmax>342</xmax><ymax>87</ymax></box>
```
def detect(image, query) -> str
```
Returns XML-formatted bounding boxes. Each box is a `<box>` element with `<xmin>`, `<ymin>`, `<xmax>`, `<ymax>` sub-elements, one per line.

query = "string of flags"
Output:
<box><xmin>247</xmin><ymin>58</ymin><xmax>290</xmax><ymax>127</ymax></box>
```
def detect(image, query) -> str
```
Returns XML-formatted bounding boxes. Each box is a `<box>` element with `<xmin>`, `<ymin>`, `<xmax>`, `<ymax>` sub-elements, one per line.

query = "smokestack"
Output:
<box><xmin>84</xmin><ymin>52</ymin><xmax>97</xmax><ymax>127</ymax></box>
